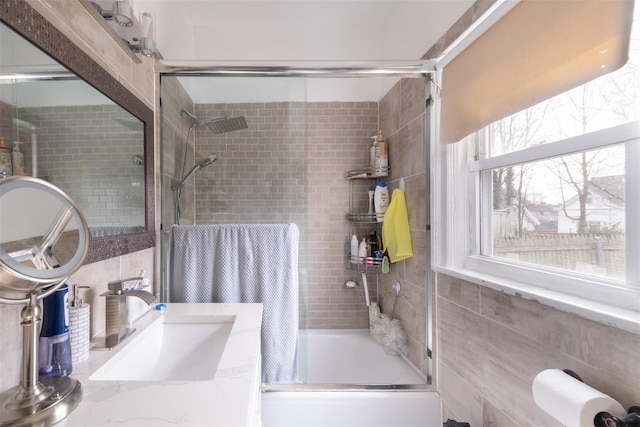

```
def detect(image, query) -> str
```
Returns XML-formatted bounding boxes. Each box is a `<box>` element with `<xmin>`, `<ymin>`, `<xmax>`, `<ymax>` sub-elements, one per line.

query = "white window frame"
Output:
<box><xmin>432</xmin><ymin>72</ymin><xmax>640</xmax><ymax>332</ymax></box>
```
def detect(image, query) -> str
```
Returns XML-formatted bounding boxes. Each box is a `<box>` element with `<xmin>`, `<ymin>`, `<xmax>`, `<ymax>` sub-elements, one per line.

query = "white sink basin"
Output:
<box><xmin>90</xmin><ymin>315</ymin><xmax>235</xmax><ymax>381</ymax></box>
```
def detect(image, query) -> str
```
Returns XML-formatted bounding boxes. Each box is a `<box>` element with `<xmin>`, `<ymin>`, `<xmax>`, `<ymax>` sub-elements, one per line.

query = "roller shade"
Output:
<box><xmin>440</xmin><ymin>0</ymin><xmax>634</xmax><ymax>145</ymax></box>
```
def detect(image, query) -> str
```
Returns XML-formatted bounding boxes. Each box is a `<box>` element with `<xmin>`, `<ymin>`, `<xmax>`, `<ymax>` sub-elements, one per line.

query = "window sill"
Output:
<box><xmin>433</xmin><ymin>265</ymin><xmax>640</xmax><ymax>335</ymax></box>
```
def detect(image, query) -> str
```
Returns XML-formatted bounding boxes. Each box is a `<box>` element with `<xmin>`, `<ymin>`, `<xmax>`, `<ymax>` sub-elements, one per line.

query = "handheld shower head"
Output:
<box><xmin>171</xmin><ymin>154</ymin><xmax>217</xmax><ymax>191</ymax></box>
<box><xmin>197</xmin><ymin>154</ymin><xmax>218</xmax><ymax>169</ymax></box>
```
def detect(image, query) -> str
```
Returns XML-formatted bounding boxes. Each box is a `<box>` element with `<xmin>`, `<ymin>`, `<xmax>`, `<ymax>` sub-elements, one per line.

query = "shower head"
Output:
<box><xmin>179</xmin><ymin>107</ymin><xmax>248</xmax><ymax>135</ymax></box>
<box><xmin>204</xmin><ymin>116</ymin><xmax>248</xmax><ymax>135</ymax></box>
<box><xmin>171</xmin><ymin>154</ymin><xmax>218</xmax><ymax>191</ymax></box>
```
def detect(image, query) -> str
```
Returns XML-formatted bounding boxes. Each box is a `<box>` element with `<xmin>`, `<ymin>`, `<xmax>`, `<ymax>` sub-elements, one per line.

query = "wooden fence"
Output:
<box><xmin>493</xmin><ymin>234</ymin><xmax>625</xmax><ymax>278</ymax></box>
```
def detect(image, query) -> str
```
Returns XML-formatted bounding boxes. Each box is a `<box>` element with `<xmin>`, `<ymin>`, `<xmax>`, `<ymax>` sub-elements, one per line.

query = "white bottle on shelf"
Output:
<box><xmin>374</xmin><ymin>181</ymin><xmax>389</xmax><ymax>222</ymax></box>
<box><xmin>350</xmin><ymin>234</ymin><xmax>359</xmax><ymax>264</ymax></box>
<box><xmin>358</xmin><ymin>237</ymin><xmax>368</xmax><ymax>264</ymax></box>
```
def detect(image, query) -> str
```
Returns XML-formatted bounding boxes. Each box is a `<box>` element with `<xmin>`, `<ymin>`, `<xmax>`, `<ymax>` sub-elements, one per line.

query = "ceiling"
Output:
<box><xmin>129</xmin><ymin>0</ymin><xmax>474</xmax><ymax>61</ymax></box>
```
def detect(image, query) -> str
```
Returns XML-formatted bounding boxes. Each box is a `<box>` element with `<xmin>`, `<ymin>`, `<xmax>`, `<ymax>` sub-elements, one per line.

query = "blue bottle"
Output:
<box><xmin>39</xmin><ymin>283</ymin><xmax>73</xmax><ymax>377</ymax></box>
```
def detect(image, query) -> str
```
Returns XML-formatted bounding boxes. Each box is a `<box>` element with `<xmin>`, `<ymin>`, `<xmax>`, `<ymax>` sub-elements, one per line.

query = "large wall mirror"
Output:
<box><xmin>0</xmin><ymin>1</ymin><xmax>155</xmax><ymax>264</ymax></box>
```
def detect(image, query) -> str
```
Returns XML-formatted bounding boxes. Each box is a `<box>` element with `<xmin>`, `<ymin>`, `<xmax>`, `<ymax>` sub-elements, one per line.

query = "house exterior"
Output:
<box><xmin>557</xmin><ymin>175</ymin><xmax>625</xmax><ymax>234</ymax></box>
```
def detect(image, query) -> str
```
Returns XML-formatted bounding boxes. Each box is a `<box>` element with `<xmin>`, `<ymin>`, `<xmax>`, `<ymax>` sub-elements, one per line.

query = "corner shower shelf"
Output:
<box><xmin>346</xmin><ymin>166</ymin><xmax>390</xmax><ymax>222</ymax></box>
<box><xmin>346</xmin><ymin>166</ymin><xmax>390</xmax><ymax>180</ymax></box>
<box><xmin>345</xmin><ymin>165</ymin><xmax>389</xmax><ymax>273</ymax></box>
<box><xmin>346</xmin><ymin>213</ymin><xmax>383</xmax><ymax>223</ymax></box>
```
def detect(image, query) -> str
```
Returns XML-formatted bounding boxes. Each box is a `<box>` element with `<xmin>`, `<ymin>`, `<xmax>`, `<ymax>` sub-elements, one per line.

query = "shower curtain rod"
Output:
<box><xmin>157</xmin><ymin>60</ymin><xmax>437</xmax><ymax>78</ymax></box>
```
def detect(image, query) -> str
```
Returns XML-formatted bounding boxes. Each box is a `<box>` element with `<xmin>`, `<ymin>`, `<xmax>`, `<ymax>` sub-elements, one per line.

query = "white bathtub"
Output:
<box><xmin>262</xmin><ymin>330</ymin><xmax>441</xmax><ymax>427</ymax></box>
<box><xmin>296</xmin><ymin>329</ymin><xmax>426</xmax><ymax>385</ymax></box>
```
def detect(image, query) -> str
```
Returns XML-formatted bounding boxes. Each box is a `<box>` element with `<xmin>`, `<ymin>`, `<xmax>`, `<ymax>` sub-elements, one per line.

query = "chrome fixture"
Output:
<box><xmin>89</xmin><ymin>1</ymin><xmax>157</xmax><ymax>57</ymax></box>
<box><xmin>179</xmin><ymin>107</ymin><xmax>249</xmax><ymax>135</ymax></box>
<box><xmin>90</xmin><ymin>1</ymin><xmax>134</xmax><ymax>27</ymax></box>
<box><xmin>129</xmin><ymin>37</ymin><xmax>157</xmax><ymax>58</ymax></box>
<box><xmin>99</xmin><ymin>277</ymin><xmax>156</xmax><ymax>349</ymax></box>
<box><xmin>171</xmin><ymin>154</ymin><xmax>218</xmax><ymax>192</ymax></box>
<box><xmin>157</xmin><ymin>59</ymin><xmax>438</xmax><ymax>77</ymax></box>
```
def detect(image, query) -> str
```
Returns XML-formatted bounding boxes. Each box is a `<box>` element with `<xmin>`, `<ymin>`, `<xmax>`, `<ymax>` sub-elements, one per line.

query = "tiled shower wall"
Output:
<box><xmin>190</xmin><ymin>101</ymin><xmax>378</xmax><ymax>330</ymax></box>
<box><xmin>378</xmin><ymin>78</ymin><xmax>430</xmax><ymax>375</ymax></box>
<box><xmin>160</xmin><ymin>77</ymin><xmax>431</xmax><ymax>375</ymax></box>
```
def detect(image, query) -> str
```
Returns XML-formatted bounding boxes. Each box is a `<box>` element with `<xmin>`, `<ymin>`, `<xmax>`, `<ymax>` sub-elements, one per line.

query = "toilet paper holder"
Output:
<box><xmin>562</xmin><ymin>370</ymin><xmax>640</xmax><ymax>427</ymax></box>
<box><xmin>594</xmin><ymin>406</ymin><xmax>640</xmax><ymax>427</ymax></box>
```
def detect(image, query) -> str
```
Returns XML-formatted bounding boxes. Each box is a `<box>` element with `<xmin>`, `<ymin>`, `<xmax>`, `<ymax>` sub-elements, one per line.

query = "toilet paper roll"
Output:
<box><xmin>68</xmin><ymin>304</ymin><xmax>90</xmax><ymax>363</ymax></box>
<box><xmin>532</xmin><ymin>369</ymin><xmax>625</xmax><ymax>427</ymax></box>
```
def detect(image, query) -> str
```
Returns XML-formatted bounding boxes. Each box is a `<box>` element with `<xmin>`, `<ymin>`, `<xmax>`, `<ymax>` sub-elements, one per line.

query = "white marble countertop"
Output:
<box><xmin>58</xmin><ymin>303</ymin><xmax>263</xmax><ymax>427</ymax></box>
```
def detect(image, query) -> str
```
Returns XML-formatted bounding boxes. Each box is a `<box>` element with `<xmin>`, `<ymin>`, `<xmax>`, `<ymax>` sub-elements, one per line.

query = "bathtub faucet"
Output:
<box><xmin>101</xmin><ymin>277</ymin><xmax>157</xmax><ymax>349</ymax></box>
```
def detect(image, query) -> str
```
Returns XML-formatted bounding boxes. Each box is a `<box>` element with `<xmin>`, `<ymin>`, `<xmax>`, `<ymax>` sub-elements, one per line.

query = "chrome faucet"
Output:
<box><xmin>101</xmin><ymin>277</ymin><xmax>156</xmax><ymax>349</ymax></box>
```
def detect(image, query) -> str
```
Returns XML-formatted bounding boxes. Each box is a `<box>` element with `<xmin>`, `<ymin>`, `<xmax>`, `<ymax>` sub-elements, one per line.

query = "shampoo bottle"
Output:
<box><xmin>350</xmin><ymin>234</ymin><xmax>359</xmax><ymax>263</ymax></box>
<box><xmin>12</xmin><ymin>141</ymin><xmax>24</xmax><ymax>176</ymax></box>
<box><xmin>0</xmin><ymin>137</ymin><xmax>12</xmax><ymax>178</ymax></box>
<box><xmin>374</xmin><ymin>181</ymin><xmax>389</xmax><ymax>222</ymax></box>
<box><xmin>369</xmin><ymin>135</ymin><xmax>378</xmax><ymax>176</ymax></box>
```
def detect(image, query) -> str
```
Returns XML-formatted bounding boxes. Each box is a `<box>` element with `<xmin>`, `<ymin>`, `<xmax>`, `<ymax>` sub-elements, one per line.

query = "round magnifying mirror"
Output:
<box><xmin>0</xmin><ymin>176</ymin><xmax>89</xmax><ymax>302</ymax></box>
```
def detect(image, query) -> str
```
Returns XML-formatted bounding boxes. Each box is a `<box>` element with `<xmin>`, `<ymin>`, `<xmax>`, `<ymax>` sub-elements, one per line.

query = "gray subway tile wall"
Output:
<box><xmin>160</xmin><ymin>78</ymin><xmax>430</xmax><ymax>372</ymax></box>
<box><xmin>185</xmin><ymin>101</ymin><xmax>377</xmax><ymax>330</ymax></box>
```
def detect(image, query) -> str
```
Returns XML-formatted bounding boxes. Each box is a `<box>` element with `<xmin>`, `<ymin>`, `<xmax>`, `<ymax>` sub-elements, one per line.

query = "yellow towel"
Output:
<box><xmin>382</xmin><ymin>188</ymin><xmax>413</xmax><ymax>263</ymax></box>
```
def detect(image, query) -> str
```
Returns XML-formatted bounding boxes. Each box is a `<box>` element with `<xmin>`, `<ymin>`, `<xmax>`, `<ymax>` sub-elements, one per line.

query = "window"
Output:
<box><xmin>434</xmin><ymin>3</ymin><xmax>640</xmax><ymax>321</ymax></box>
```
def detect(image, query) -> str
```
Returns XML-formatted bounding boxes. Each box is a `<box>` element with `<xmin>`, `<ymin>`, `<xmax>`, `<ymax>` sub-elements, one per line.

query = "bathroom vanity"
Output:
<box><xmin>57</xmin><ymin>303</ymin><xmax>263</xmax><ymax>426</ymax></box>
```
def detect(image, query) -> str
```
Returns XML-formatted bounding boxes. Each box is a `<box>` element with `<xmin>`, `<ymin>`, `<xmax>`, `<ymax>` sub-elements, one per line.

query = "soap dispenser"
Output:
<box><xmin>39</xmin><ymin>283</ymin><xmax>73</xmax><ymax>377</ymax></box>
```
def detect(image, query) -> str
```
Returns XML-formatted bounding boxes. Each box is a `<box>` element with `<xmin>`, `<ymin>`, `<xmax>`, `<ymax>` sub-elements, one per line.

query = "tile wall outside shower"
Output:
<box><xmin>428</xmin><ymin>4</ymin><xmax>640</xmax><ymax>423</ymax></box>
<box><xmin>437</xmin><ymin>273</ymin><xmax>640</xmax><ymax>426</ymax></box>
<box><xmin>0</xmin><ymin>247</ymin><xmax>155</xmax><ymax>393</ymax></box>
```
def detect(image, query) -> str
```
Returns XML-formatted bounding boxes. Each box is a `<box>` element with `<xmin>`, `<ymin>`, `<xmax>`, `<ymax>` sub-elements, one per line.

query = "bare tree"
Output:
<box><xmin>547</xmin><ymin>61</ymin><xmax>633</xmax><ymax>233</ymax></box>
<box><xmin>489</xmin><ymin>102</ymin><xmax>549</xmax><ymax>235</ymax></box>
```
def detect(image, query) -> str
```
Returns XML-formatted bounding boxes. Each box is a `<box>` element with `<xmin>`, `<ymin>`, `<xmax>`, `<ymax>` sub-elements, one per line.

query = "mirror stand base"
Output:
<box><xmin>0</xmin><ymin>376</ymin><xmax>82</xmax><ymax>426</ymax></box>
